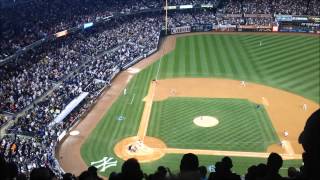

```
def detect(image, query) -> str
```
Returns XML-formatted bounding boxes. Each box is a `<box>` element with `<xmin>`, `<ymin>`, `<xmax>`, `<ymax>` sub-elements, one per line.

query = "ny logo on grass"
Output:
<box><xmin>90</xmin><ymin>157</ymin><xmax>117</xmax><ymax>172</ymax></box>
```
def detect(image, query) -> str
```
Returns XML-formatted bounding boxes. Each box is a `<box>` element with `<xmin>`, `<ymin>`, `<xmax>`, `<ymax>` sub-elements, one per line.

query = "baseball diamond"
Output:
<box><xmin>2</xmin><ymin>1</ymin><xmax>320</xmax><ymax>180</ymax></box>
<box><xmin>58</xmin><ymin>33</ymin><xmax>320</xmax><ymax>177</ymax></box>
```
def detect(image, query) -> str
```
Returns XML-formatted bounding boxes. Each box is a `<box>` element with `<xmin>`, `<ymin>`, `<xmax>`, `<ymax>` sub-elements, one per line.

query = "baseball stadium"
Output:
<box><xmin>0</xmin><ymin>1</ymin><xmax>319</xmax><ymax>180</ymax></box>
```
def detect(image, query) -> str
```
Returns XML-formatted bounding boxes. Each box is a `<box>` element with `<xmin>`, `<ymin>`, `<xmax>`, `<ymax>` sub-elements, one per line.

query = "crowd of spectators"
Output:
<box><xmin>222</xmin><ymin>0</ymin><xmax>242</xmax><ymax>14</ymax></box>
<box><xmin>307</xmin><ymin>0</ymin><xmax>320</xmax><ymax>16</ymax></box>
<box><xmin>0</xmin><ymin>68</ymin><xmax>110</xmax><ymax>175</ymax></box>
<box><xmin>0</xmin><ymin>134</ymin><xmax>58</xmax><ymax>175</ymax></box>
<box><xmin>0</xmin><ymin>52</ymin><xmax>54</xmax><ymax>113</ymax></box>
<box><xmin>220</xmin><ymin>0</ymin><xmax>320</xmax><ymax>16</ymax></box>
<box><xmin>271</xmin><ymin>0</ymin><xmax>320</xmax><ymax>16</ymax></box>
<box><xmin>0</xmin><ymin>0</ymin><xmax>160</xmax><ymax>59</ymax></box>
<box><xmin>271</xmin><ymin>0</ymin><xmax>307</xmax><ymax>16</ymax></box>
<box><xmin>69</xmin><ymin>15</ymin><xmax>161</xmax><ymax>57</ymax></box>
<box><xmin>167</xmin><ymin>9</ymin><xmax>273</xmax><ymax>28</ymax></box>
<box><xmin>0</xmin><ymin>44</ymin><xmax>89</xmax><ymax>113</ymax></box>
<box><xmin>0</xmin><ymin>87</ymin><xmax>103</xmax><ymax>176</ymax></box>
<box><xmin>0</xmin><ymin>12</ymin><xmax>162</xmax><ymax>176</ymax></box>
<box><xmin>1</xmin><ymin>0</ymin><xmax>108</xmax><ymax>59</ymax></box>
<box><xmin>0</xmin><ymin>13</ymin><xmax>161</xmax><ymax>114</ymax></box>
<box><xmin>7</xmin><ymin>84</ymin><xmax>82</xmax><ymax>136</ymax></box>
<box><xmin>242</xmin><ymin>0</ymin><xmax>272</xmax><ymax>14</ymax></box>
<box><xmin>168</xmin><ymin>10</ymin><xmax>217</xmax><ymax>28</ymax></box>
<box><xmin>2</xmin><ymin>0</ymin><xmax>320</xmax><ymax>61</ymax></box>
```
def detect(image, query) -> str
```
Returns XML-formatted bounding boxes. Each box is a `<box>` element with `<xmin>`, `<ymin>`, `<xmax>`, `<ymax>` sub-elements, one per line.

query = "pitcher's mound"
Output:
<box><xmin>193</xmin><ymin>116</ymin><xmax>219</xmax><ymax>127</ymax></box>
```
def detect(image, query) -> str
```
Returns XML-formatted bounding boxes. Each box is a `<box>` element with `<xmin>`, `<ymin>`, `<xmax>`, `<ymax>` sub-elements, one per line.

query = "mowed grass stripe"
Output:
<box><xmin>158</xmin><ymin>51</ymin><xmax>170</xmax><ymax>79</ymax></box>
<box><xmin>257</xmin><ymin>45</ymin><xmax>318</xmax><ymax>71</ymax></box>
<box><xmin>254</xmin><ymin>40</ymin><xmax>316</xmax><ymax>66</ymax></box>
<box><xmin>188</xmin><ymin>36</ymin><xmax>199</xmax><ymax>75</ymax></box>
<box><xmin>251</xmin><ymin>43</ymin><xmax>302</xmax><ymax>63</ymax></box>
<box><xmin>262</xmin><ymin>53</ymin><xmax>317</xmax><ymax>77</ymax></box>
<box><xmin>198</xmin><ymin>35</ymin><xmax>210</xmax><ymax>75</ymax></box>
<box><xmin>236</xmin><ymin>37</ymin><xmax>264</xmax><ymax>80</ymax></box>
<box><xmin>177</xmin><ymin>38</ymin><xmax>187</xmax><ymax>77</ymax></box>
<box><xmin>271</xmin><ymin>62</ymin><xmax>319</xmax><ymax>86</ymax></box>
<box><xmin>203</xmin><ymin>35</ymin><xmax>219</xmax><ymax>76</ymax></box>
<box><xmin>162</xmin><ymin>51</ymin><xmax>176</xmax><ymax>79</ymax></box>
<box><xmin>213</xmin><ymin>36</ymin><xmax>227</xmax><ymax>75</ymax></box>
<box><xmin>217</xmin><ymin>36</ymin><xmax>233</xmax><ymax>77</ymax></box>
<box><xmin>273</xmin><ymin>65</ymin><xmax>319</xmax><ymax>88</ymax></box>
<box><xmin>229</xmin><ymin>36</ymin><xmax>251</xmax><ymax>79</ymax></box>
<box><xmin>248</xmin><ymin>35</ymin><xmax>306</xmax><ymax>51</ymax></box>
<box><xmin>249</xmin><ymin>35</ymin><xmax>307</xmax><ymax>55</ymax></box>
<box><xmin>173</xmin><ymin>40</ymin><xmax>183</xmax><ymax>77</ymax></box>
<box><xmin>194</xmin><ymin>36</ymin><xmax>205</xmax><ymax>75</ymax></box>
<box><xmin>221</xmin><ymin>35</ymin><xmax>239</xmax><ymax>76</ymax></box>
<box><xmin>225</xmin><ymin>36</ymin><xmax>247</xmax><ymax>79</ymax></box>
<box><xmin>297</xmin><ymin>70</ymin><xmax>320</xmax><ymax>92</ymax></box>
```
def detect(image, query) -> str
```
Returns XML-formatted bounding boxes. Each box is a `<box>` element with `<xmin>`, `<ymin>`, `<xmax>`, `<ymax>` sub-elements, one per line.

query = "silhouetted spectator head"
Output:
<box><xmin>245</xmin><ymin>165</ymin><xmax>257</xmax><ymax>180</ymax></box>
<box><xmin>287</xmin><ymin>167</ymin><xmax>299</xmax><ymax>178</ymax></box>
<box><xmin>0</xmin><ymin>155</ymin><xmax>8</xmax><ymax>180</ymax></box>
<box><xmin>30</xmin><ymin>167</ymin><xmax>51</xmax><ymax>180</ymax></box>
<box><xmin>88</xmin><ymin>165</ymin><xmax>101</xmax><ymax>179</ymax></box>
<box><xmin>267</xmin><ymin>153</ymin><xmax>283</xmax><ymax>173</ymax></box>
<box><xmin>78</xmin><ymin>170</ymin><xmax>96</xmax><ymax>180</ymax></box>
<box><xmin>16</xmin><ymin>173</ymin><xmax>28</xmax><ymax>180</ymax></box>
<box><xmin>198</xmin><ymin>166</ymin><xmax>207</xmax><ymax>179</ymax></box>
<box><xmin>299</xmin><ymin>108</ymin><xmax>320</xmax><ymax>180</ymax></box>
<box><xmin>109</xmin><ymin>172</ymin><xmax>120</xmax><ymax>180</ymax></box>
<box><xmin>62</xmin><ymin>173</ymin><xmax>75</xmax><ymax>180</ymax></box>
<box><xmin>7</xmin><ymin>162</ymin><xmax>18</xmax><ymax>179</ymax></box>
<box><xmin>221</xmin><ymin>156</ymin><xmax>233</xmax><ymax>170</ymax></box>
<box><xmin>157</xmin><ymin>166</ymin><xmax>167</xmax><ymax>177</ymax></box>
<box><xmin>180</xmin><ymin>153</ymin><xmax>199</xmax><ymax>172</ymax></box>
<box><xmin>121</xmin><ymin>158</ymin><xmax>143</xmax><ymax>180</ymax></box>
<box><xmin>256</xmin><ymin>163</ymin><xmax>267</xmax><ymax>178</ymax></box>
<box><xmin>215</xmin><ymin>161</ymin><xmax>223</xmax><ymax>173</ymax></box>
<box><xmin>48</xmin><ymin>168</ymin><xmax>57</xmax><ymax>180</ymax></box>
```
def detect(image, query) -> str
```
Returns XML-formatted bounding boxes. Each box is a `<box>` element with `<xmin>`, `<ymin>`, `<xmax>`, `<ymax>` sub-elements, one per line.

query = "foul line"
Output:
<box><xmin>130</xmin><ymin>94</ymin><xmax>136</xmax><ymax>105</ymax></box>
<box><xmin>137</xmin><ymin>81</ymin><xmax>157</xmax><ymax>140</ymax></box>
<box><xmin>161</xmin><ymin>148</ymin><xmax>301</xmax><ymax>160</ymax></box>
<box><xmin>282</xmin><ymin>140</ymin><xmax>295</xmax><ymax>155</ymax></box>
<box><xmin>262</xmin><ymin>97</ymin><xmax>269</xmax><ymax>106</ymax></box>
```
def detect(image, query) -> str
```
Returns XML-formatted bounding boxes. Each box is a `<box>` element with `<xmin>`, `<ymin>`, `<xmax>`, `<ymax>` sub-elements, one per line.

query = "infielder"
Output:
<box><xmin>303</xmin><ymin>104</ymin><xmax>307</xmax><ymax>111</ymax></box>
<box><xmin>123</xmin><ymin>88</ymin><xmax>127</xmax><ymax>95</ymax></box>
<box><xmin>240</xmin><ymin>81</ymin><xmax>246</xmax><ymax>87</ymax></box>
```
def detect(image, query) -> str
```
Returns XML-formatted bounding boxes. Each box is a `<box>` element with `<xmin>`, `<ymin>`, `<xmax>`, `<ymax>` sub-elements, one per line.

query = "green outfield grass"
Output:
<box><xmin>148</xmin><ymin>97</ymin><xmax>279</xmax><ymax>152</ymax></box>
<box><xmin>81</xmin><ymin>34</ymin><xmax>319</xmax><ymax>177</ymax></box>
